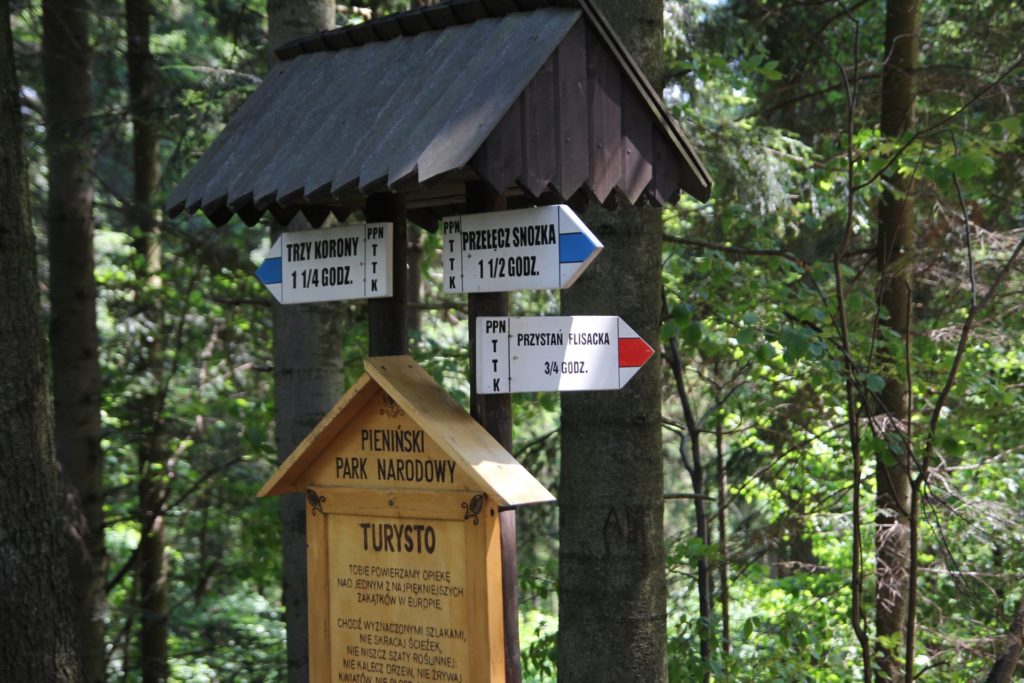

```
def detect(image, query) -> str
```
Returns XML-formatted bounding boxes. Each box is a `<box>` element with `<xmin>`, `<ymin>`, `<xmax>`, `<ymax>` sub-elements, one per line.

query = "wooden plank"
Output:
<box><xmin>396</xmin><ymin>7</ymin><xmax>431</xmax><ymax>34</ymax></box>
<box><xmin>423</xmin><ymin>4</ymin><xmax>458</xmax><ymax>29</ymax></box>
<box><xmin>171</xmin><ymin>62</ymin><xmax>289</xmax><ymax>214</ymax></box>
<box><xmin>319</xmin><ymin>30</ymin><xmax>443</xmax><ymax>198</ymax></box>
<box><xmin>520</xmin><ymin>51</ymin><xmax>557</xmax><ymax>198</ymax></box>
<box><xmin>299</xmin><ymin>205</ymin><xmax>330</xmax><ymax>228</ymax></box>
<box><xmin>214</xmin><ymin>57</ymin><xmax>318</xmax><ymax>210</ymax></box>
<box><xmin>319</xmin><ymin>488</ymin><xmax>484</xmax><ymax>519</ymax></box>
<box><xmin>450</xmin><ymin>0</ymin><xmax>490</xmax><ymax>23</ymax></box>
<box><xmin>257</xmin><ymin>374</ymin><xmax>377</xmax><ymax>497</ymax></box>
<box><xmin>586</xmin><ymin>24</ymin><xmax>622</xmax><ymax>204</ymax></box>
<box><xmin>298</xmin><ymin>33</ymin><xmax>328</xmax><ymax>54</ymax></box>
<box><xmin>271</xmin><ymin>39</ymin><xmax>399</xmax><ymax>203</ymax></box>
<box><xmin>554</xmin><ymin>18</ymin><xmax>588</xmax><ymax>200</ymax></box>
<box><xmin>306</xmin><ymin>503</ymin><xmax>330</xmax><ymax>683</ymax></box>
<box><xmin>321</xmin><ymin>28</ymin><xmax>355</xmax><ymax>50</ymax></box>
<box><xmin>299</xmin><ymin>40</ymin><xmax>407</xmax><ymax>199</ymax></box>
<box><xmin>414</xmin><ymin>9</ymin><xmax>581</xmax><ymax>185</ymax></box>
<box><xmin>315</xmin><ymin>488</ymin><xmax>502</xmax><ymax>683</ymax></box>
<box><xmin>653</xmin><ymin>131</ymin><xmax>682</xmax><ymax>206</ymax></box>
<box><xmin>478</xmin><ymin>99</ymin><xmax>521</xmax><ymax>194</ymax></box>
<box><xmin>487</xmin><ymin>508</ymin><xmax>507</xmax><ymax>683</ymax></box>
<box><xmin>467</xmin><ymin>497</ymin><xmax>504</xmax><ymax>683</ymax></box>
<box><xmin>299</xmin><ymin>390</ymin><xmax>473</xmax><ymax>496</ymax></box>
<box><xmin>382</xmin><ymin>16</ymin><xmax>526</xmax><ymax>188</ymax></box>
<box><xmin>575</xmin><ymin>0</ymin><xmax>711</xmax><ymax>201</ymax></box>
<box><xmin>366</xmin><ymin>193</ymin><xmax>408</xmax><ymax>356</ymax></box>
<box><xmin>370</xmin><ymin>15</ymin><xmax>402</xmax><ymax>40</ymax></box>
<box><xmin>364</xmin><ymin>357</ymin><xmax>555</xmax><ymax>508</ymax></box>
<box><xmin>354</xmin><ymin>23</ymin><xmax>480</xmax><ymax>192</ymax></box>
<box><xmin>267</xmin><ymin>202</ymin><xmax>300</xmax><ymax>225</ymax></box>
<box><xmin>347</xmin><ymin>22</ymin><xmax>377</xmax><ymax>46</ymax></box>
<box><xmin>210</xmin><ymin>55</ymin><xmax>322</xmax><ymax>210</ymax></box>
<box><xmin>482</xmin><ymin>0</ymin><xmax>518</xmax><ymax>14</ymax></box>
<box><xmin>234</xmin><ymin>201</ymin><xmax>264</xmax><ymax>227</ymax></box>
<box><xmin>619</xmin><ymin>85</ymin><xmax>653</xmax><ymax>204</ymax></box>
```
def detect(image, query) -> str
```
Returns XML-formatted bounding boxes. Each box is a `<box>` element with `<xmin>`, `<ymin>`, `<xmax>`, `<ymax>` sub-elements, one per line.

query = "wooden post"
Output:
<box><xmin>366</xmin><ymin>192</ymin><xmax>408</xmax><ymax>355</ymax></box>
<box><xmin>466</xmin><ymin>180</ymin><xmax>521</xmax><ymax>683</ymax></box>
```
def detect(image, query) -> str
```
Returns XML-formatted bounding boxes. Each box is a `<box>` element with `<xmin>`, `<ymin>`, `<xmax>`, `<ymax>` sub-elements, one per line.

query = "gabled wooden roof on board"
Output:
<box><xmin>258</xmin><ymin>356</ymin><xmax>555</xmax><ymax>508</ymax></box>
<box><xmin>167</xmin><ymin>0</ymin><xmax>711</xmax><ymax>229</ymax></box>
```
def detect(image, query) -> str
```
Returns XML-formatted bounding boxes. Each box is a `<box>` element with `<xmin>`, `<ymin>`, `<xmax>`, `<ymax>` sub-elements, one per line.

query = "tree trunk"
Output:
<box><xmin>265</xmin><ymin>4</ymin><xmax>339</xmax><ymax>682</ymax></box>
<box><xmin>986</xmin><ymin>593</ymin><xmax>1024</xmax><ymax>683</ymax></box>
<box><xmin>267</xmin><ymin>0</ymin><xmax>334</xmax><ymax>54</ymax></box>
<box><xmin>41</xmin><ymin>1</ymin><xmax>105</xmax><ymax>678</ymax></box>
<box><xmin>558</xmin><ymin>3</ymin><xmax>667</xmax><ymax>680</ymax></box>
<box><xmin>0</xmin><ymin>5</ymin><xmax>83</xmax><ymax>679</ymax></box>
<box><xmin>125</xmin><ymin>2</ymin><xmax>169</xmax><ymax>681</ymax></box>
<box><xmin>875</xmin><ymin>1</ymin><xmax>919</xmax><ymax>679</ymax></box>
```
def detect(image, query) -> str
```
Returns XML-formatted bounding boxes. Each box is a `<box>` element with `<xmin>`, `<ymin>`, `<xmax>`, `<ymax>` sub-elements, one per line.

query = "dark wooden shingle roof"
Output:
<box><xmin>167</xmin><ymin>0</ymin><xmax>711</xmax><ymax>228</ymax></box>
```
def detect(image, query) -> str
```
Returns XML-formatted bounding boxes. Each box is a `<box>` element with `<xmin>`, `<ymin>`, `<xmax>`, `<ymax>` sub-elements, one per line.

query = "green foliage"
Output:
<box><xmin>13</xmin><ymin>0</ymin><xmax>1024</xmax><ymax>679</ymax></box>
<box><xmin>656</xmin><ymin>0</ymin><xmax>1024</xmax><ymax>679</ymax></box>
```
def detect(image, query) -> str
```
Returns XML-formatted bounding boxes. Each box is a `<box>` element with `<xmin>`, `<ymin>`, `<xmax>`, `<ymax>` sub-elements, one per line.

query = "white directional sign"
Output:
<box><xmin>441</xmin><ymin>205</ymin><xmax>602</xmax><ymax>294</ymax></box>
<box><xmin>476</xmin><ymin>316</ymin><xmax>655</xmax><ymax>394</ymax></box>
<box><xmin>255</xmin><ymin>223</ymin><xmax>392</xmax><ymax>304</ymax></box>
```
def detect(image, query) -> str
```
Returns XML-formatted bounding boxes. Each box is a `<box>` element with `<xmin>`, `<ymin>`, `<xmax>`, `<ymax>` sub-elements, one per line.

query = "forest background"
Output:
<box><xmin>2</xmin><ymin>0</ymin><xmax>1023</xmax><ymax>681</ymax></box>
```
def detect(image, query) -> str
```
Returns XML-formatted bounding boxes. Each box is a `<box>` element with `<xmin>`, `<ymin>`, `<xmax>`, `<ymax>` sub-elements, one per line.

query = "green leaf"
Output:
<box><xmin>780</xmin><ymin>326</ymin><xmax>812</xmax><ymax>362</ymax></box>
<box><xmin>683</xmin><ymin>320</ymin><xmax>703</xmax><ymax>346</ymax></box>
<box><xmin>865</xmin><ymin>374</ymin><xmax>886</xmax><ymax>393</ymax></box>
<box><xmin>737</xmin><ymin>327</ymin><xmax>758</xmax><ymax>345</ymax></box>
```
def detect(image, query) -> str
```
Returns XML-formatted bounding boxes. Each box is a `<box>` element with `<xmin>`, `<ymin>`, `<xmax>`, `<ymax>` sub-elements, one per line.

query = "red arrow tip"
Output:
<box><xmin>619</xmin><ymin>337</ymin><xmax>654</xmax><ymax>368</ymax></box>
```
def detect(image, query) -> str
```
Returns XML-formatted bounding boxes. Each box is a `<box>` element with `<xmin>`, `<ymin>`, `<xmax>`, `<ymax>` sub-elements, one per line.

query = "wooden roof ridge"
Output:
<box><xmin>258</xmin><ymin>356</ymin><xmax>555</xmax><ymax>508</ymax></box>
<box><xmin>274</xmin><ymin>0</ymin><xmax>582</xmax><ymax>60</ymax></box>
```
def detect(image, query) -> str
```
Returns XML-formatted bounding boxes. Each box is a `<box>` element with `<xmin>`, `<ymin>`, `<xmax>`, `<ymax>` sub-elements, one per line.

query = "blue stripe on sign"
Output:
<box><xmin>559</xmin><ymin>232</ymin><xmax>595</xmax><ymax>263</ymax></box>
<box><xmin>256</xmin><ymin>257</ymin><xmax>283</xmax><ymax>285</ymax></box>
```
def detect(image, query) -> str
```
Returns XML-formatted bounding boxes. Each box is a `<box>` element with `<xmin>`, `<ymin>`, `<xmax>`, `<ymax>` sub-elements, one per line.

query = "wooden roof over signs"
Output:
<box><xmin>258</xmin><ymin>356</ymin><xmax>555</xmax><ymax>508</ymax></box>
<box><xmin>166</xmin><ymin>0</ymin><xmax>712</xmax><ymax>229</ymax></box>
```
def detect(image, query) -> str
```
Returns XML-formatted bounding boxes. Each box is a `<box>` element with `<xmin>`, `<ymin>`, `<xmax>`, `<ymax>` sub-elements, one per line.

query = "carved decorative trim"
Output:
<box><xmin>461</xmin><ymin>494</ymin><xmax>484</xmax><ymax>525</ymax></box>
<box><xmin>379</xmin><ymin>394</ymin><xmax>405</xmax><ymax>418</ymax></box>
<box><xmin>307</xmin><ymin>489</ymin><xmax>326</xmax><ymax>516</ymax></box>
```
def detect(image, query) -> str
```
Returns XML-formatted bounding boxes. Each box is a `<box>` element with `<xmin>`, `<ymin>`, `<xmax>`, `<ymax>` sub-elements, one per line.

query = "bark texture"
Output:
<box><xmin>265</xmin><ymin>5</ymin><xmax>339</xmax><ymax>682</ymax></box>
<box><xmin>41</xmin><ymin>0</ymin><xmax>106</xmax><ymax>678</ymax></box>
<box><xmin>986</xmin><ymin>593</ymin><xmax>1024</xmax><ymax>683</ymax></box>
<box><xmin>0</xmin><ymin>4</ymin><xmax>83</xmax><ymax>679</ymax></box>
<box><xmin>125</xmin><ymin>1</ymin><xmax>169</xmax><ymax>680</ymax></box>
<box><xmin>267</xmin><ymin>0</ymin><xmax>334</xmax><ymax>55</ymax></box>
<box><xmin>558</xmin><ymin>3</ymin><xmax>667</xmax><ymax>680</ymax></box>
<box><xmin>875</xmin><ymin>0</ymin><xmax>919</xmax><ymax>679</ymax></box>
<box><xmin>272</xmin><ymin>290</ymin><xmax>347</xmax><ymax>683</ymax></box>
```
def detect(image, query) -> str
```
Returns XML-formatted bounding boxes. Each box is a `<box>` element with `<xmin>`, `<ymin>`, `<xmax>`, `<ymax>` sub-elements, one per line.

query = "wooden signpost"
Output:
<box><xmin>475</xmin><ymin>316</ymin><xmax>654</xmax><ymax>394</ymax></box>
<box><xmin>442</xmin><ymin>205</ymin><xmax>602</xmax><ymax>294</ymax></box>
<box><xmin>256</xmin><ymin>222</ymin><xmax>393</xmax><ymax>303</ymax></box>
<box><xmin>258</xmin><ymin>356</ymin><xmax>553</xmax><ymax>683</ymax></box>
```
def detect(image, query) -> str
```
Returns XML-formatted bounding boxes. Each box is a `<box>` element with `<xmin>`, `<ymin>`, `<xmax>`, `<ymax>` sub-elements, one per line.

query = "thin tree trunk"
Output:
<box><xmin>875</xmin><ymin>1</ymin><xmax>919</xmax><ymax>679</ymax></box>
<box><xmin>407</xmin><ymin>228</ymin><xmax>424</xmax><ymax>336</ymax></box>
<box><xmin>125</xmin><ymin>1</ymin><xmax>168</xmax><ymax>680</ymax></box>
<box><xmin>265</xmin><ymin>4</ymin><xmax>339</xmax><ymax>681</ymax></box>
<box><xmin>986</xmin><ymin>593</ymin><xmax>1024</xmax><ymax>683</ymax></box>
<box><xmin>0</xmin><ymin>5</ymin><xmax>83</xmax><ymax>678</ymax></box>
<box><xmin>716</xmin><ymin>421</ymin><xmax>730</xmax><ymax>659</ymax></box>
<box><xmin>558</xmin><ymin>4</ymin><xmax>667</xmax><ymax>678</ymax></box>
<box><xmin>41</xmin><ymin>1</ymin><xmax>105</xmax><ymax>678</ymax></box>
<box><xmin>666</xmin><ymin>333</ymin><xmax>712</xmax><ymax>681</ymax></box>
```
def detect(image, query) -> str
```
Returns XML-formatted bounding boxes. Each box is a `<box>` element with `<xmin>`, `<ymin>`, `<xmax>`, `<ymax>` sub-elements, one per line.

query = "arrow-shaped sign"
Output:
<box><xmin>476</xmin><ymin>316</ymin><xmax>654</xmax><ymax>394</ymax></box>
<box><xmin>441</xmin><ymin>205</ymin><xmax>602</xmax><ymax>294</ymax></box>
<box><xmin>256</xmin><ymin>223</ymin><xmax>392</xmax><ymax>304</ymax></box>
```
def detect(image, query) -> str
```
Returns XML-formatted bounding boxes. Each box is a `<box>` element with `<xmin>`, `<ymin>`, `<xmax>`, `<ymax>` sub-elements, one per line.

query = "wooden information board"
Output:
<box><xmin>259</xmin><ymin>356</ymin><xmax>554</xmax><ymax>683</ymax></box>
<box><xmin>308</xmin><ymin>488</ymin><xmax>501</xmax><ymax>683</ymax></box>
